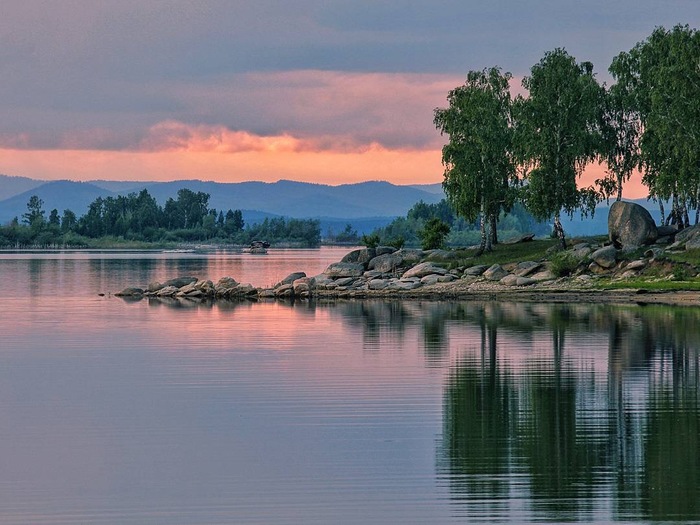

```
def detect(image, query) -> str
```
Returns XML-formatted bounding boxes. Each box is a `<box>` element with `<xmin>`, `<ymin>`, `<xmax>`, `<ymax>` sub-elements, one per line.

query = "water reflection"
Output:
<box><xmin>121</xmin><ymin>294</ymin><xmax>700</xmax><ymax>522</ymax></box>
<box><xmin>435</xmin><ymin>302</ymin><xmax>700</xmax><ymax>522</ymax></box>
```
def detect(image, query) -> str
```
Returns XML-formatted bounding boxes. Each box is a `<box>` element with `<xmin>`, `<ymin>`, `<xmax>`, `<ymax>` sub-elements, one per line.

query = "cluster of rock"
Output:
<box><xmin>115</xmin><ymin>276</ymin><xmax>259</xmax><ymax>299</ymax></box>
<box><xmin>114</xmin><ymin>200</ymin><xmax>700</xmax><ymax>302</ymax></box>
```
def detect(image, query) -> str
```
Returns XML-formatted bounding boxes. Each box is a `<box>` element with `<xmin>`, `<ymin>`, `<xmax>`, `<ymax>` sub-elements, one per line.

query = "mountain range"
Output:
<box><xmin>0</xmin><ymin>175</ymin><xmax>445</xmax><ymax>234</ymax></box>
<box><xmin>0</xmin><ymin>174</ymin><xmax>664</xmax><ymax>237</ymax></box>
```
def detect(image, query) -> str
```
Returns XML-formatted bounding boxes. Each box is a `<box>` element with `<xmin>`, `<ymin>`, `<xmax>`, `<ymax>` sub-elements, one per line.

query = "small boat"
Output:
<box><xmin>245</xmin><ymin>240</ymin><xmax>270</xmax><ymax>254</ymax></box>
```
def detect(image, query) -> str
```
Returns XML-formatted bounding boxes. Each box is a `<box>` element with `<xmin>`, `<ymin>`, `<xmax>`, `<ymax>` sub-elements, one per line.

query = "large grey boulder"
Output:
<box><xmin>115</xmin><ymin>287</ymin><xmax>144</xmax><ymax>297</ymax></box>
<box><xmin>676</xmin><ymin>224</ymin><xmax>700</xmax><ymax>249</ymax></box>
<box><xmin>402</xmin><ymin>262</ymin><xmax>447</xmax><ymax>279</ymax></box>
<box><xmin>483</xmin><ymin>264</ymin><xmax>509</xmax><ymax>281</ymax></box>
<box><xmin>324</xmin><ymin>262</ymin><xmax>365</xmax><ymax>278</ymax></box>
<box><xmin>609</xmin><ymin>201</ymin><xmax>658</xmax><ymax>248</ymax></box>
<box><xmin>276</xmin><ymin>272</ymin><xmax>306</xmax><ymax>287</ymax></box>
<box><xmin>591</xmin><ymin>245</ymin><xmax>618</xmax><ymax>269</ymax></box>
<box><xmin>163</xmin><ymin>276</ymin><xmax>198</xmax><ymax>288</ymax></box>
<box><xmin>367</xmin><ymin>249</ymin><xmax>423</xmax><ymax>273</ymax></box>
<box><xmin>341</xmin><ymin>248</ymin><xmax>375</xmax><ymax>266</ymax></box>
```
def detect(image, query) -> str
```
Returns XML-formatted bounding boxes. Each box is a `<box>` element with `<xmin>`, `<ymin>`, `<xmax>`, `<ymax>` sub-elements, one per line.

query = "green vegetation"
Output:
<box><xmin>372</xmin><ymin>199</ymin><xmax>548</xmax><ymax>249</ymax></box>
<box><xmin>0</xmin><ymin>190</ymin><xmax>321</xmax><ymax>248</ymax></box>
<box><xmin>434</xmin><ymin>67</ymin><xmax>515</xmax><ymax>254</ymax></box>
<box><xmin>431</xmin><ymin>25</ymin><xmax>700</xmax><ymax>249</ymax></box>
<box><xmin>419</xmin><ymin>217</ymin><xmax>451</xmax><ymax>250</ymax></box>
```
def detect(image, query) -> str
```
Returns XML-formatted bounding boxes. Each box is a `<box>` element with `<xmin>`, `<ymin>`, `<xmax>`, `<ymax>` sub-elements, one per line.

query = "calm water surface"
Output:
<box><xmin>0</xmin><ymin>248</ymin><xmax>699</xmax><ymax>524</ymax></box>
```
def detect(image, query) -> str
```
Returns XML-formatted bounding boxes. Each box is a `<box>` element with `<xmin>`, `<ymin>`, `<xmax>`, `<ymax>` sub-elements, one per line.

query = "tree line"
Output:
<box><xmin>434</xmin><ymin>24</ymin><xmax>700</xmax><ymax>253</ymax></box>
<box><xmin>367</xmin><ymin>198</ymin><xmax>549</xmax><ymax>250</ymax></box>
<box><xmin>0</xmin><ymin>188</ymin><xmax>320</xmax><ymax>248</ymax></box>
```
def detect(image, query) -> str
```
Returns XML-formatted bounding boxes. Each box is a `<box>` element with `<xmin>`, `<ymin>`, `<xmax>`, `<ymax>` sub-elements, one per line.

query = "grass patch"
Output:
<box><xmin>444</xmin><ymin>239</ymin><xmax>558</xmax><ymax>268</ymax></box>
<box><xmin>664</xmin><ymin>248</ymin><xmax>700</xmax><ymax>266</ymax></box>
<box><xmin>596</xmin><ymin>278</ymin><xmax>700</xmax><ymax>291</ymax></box>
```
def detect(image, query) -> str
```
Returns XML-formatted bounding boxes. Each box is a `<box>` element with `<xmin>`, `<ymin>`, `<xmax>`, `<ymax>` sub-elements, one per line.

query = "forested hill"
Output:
<box><xmin>0</xmin><ymin>176</ymin><xmax>443</xmax><ymax>224</ymax></box>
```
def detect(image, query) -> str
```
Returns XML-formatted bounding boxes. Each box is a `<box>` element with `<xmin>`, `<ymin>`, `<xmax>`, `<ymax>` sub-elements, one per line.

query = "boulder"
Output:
<box><xmin>571</xmin><ymin>243</ymin><xmax>593</xmax><ymax>258</ymax></box>
<box><xmin>275</xmin><ymin>284</ymin><xmax>294</xmax><ymax>298</ymax></box>
<box><xmin>146</xmin><ymin>281</ymin><xmax>164</xmax><ymax>293</ymax></box>
<box><xmin>341</xmin><ymin>248</ymin><xmax>375</xmax><ymax>266</ymax></box>
<box><xmin>608</xmin><ymin>201</ymin><xmax>658</xmax><ymax>248</ymax></box>
<box><xmin>438</xmin><ymin>274</ymin><xmax>456</xmax><ymax>283</ymax></box>
<box><xmin>163</xmin><ymin>276</ymin><xmax>198</xmax><ymax>288</ymax></box>
<box><xmin>334</xmin><ymin>277</ymin><xmax>357</xmax><ymax>287</ymax></box>
<box><xmin>503</xmin><ymin>232</ymin><xmax>535</xmax><ymax>244</ymax></box>
<box><xmin>276</xmin><ymin>272</ymin><xmax>306</xmax><ymax>287</ymax></box>
<box><xmin>530</xmin><ymin>270</ymin><xmax>555</xmax><ymax>282</ymax></box>
<box><xmin>215</xmin><ymin>277</ymin><xmax>239</xmax><ymax>295</ymax></box>
<box><xmin>420</xmin><ymin>274</ymin><xmax>441</xmax><ymax>285</ymax></box>
<box><xmin>675</xmin><ymin>224</ymin><xmax>700</xmax><ymax>244</ymax></box>
<box><xmin>463</xmin><ymin>265</ymin><xmax>489</xmax><ymax>276</ymax></box>
<box><xmin>591</xmin><ymin>245</ymin><xmax>618</xmax><ymax>269</ymax></box>
<box><xmin>368</xmin><ymin>279</ymin><xmax>389</xmax><ymax>290</ymax></box>
<box><xmin>324</xmin><ymin>262</ymin><xmax>365</xmax><ymax>278</ymax></box>
<box><xmin>402</xmin><ymin>262</ymin><xmax>447</xmax><ymax>279</ymax></box>
<box><xmin>156</xmin><ymin>285</ymin><xmax>179</xmax><ymax>297</ymax></box>
<box><xmin>194</xmin><ymin>280</ymin><xmax>215</xmax><ymax>295</ymax></box>
<box><xmin>293</xmin><ymin>277</ymin><xmax>315</xmax><ymax>295</ymax></box>
<box><xmin>483</xmin><ymin>264</ymin><xmax>509</xmax><ymax>281</ymax></box>
<box><xmin>115</xmin><ymin>287</ymin><xmax>144</xmax><ymax>297</ymax></box>
<box><xmin>500</xmin><ymin>274</ymin><xmax>519</xmax><ymax>286</ymax></box>
<box><xmin>513</xmin><ymin>261</ymin><xmax>542</xmax><ymax>277</ymax></box>
<box><xmin>625</xmin><ymin>260</ymin><xmax>646</xmax><ymax>271</ymax></box>
<box><xmin>388</xmin><ymin>280</ymin><xmax>422</xmax><ymax>291</ymax></box>
<box><xmin>657</xmin><ymin>224</ymin><xmax>678</xmax><ymax>238</ymax></box>
<box><xmin>367</xmin><ymin>249</ymin><xmax>422</xmax><ymax>273</ymax></box>
<box><xmin>375</xmin><ymin>246</ymin><xmax>397</xmax><ymax>256</ymax></box>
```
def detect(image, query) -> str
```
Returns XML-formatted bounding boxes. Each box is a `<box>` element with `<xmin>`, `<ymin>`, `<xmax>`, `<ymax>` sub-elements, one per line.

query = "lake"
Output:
<box><xmin>1</xmin><ymin>247</ymin><xmax>699</xmax><ymax>524</ymax></box>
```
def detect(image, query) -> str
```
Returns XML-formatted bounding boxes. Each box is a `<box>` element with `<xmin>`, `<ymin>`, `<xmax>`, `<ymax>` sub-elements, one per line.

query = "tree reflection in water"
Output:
<box><xmin>437</xmin><ymin>301</ymin><xmax>700</xmax><ymax>522</ymax></box>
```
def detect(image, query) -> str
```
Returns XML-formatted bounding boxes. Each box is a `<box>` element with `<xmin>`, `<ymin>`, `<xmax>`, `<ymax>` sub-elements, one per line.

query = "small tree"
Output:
<box><xmin>22</xmin><ymin>195</ymin><xmax>45</xmax><ymax>228</ymax></box>
<box><xmin>419</xmin><ymin>217</ymin><xmax>451</xmax><ymax>250</ymax></box>
<box><xmin>515</xmin><ymin>49</ymin><xmax>604</xmax><ymax>248</ymax></box>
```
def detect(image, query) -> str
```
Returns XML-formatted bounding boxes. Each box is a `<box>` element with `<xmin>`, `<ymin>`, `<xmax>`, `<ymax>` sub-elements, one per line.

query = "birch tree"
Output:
<box><xmin>516</xmin><ymin>48</ymin><xmax>603</xmax><ymax>248</ymax></box>
<box><xmin>434</xmin><ymin>67</ymin><xmax>515</xmax><ymax>255</ymax></box>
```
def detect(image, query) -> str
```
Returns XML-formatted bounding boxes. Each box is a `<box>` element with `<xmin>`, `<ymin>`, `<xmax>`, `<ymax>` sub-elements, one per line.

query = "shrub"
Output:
<box><xmin>387</xmin><ymin>235</ymin><xmax>405</xmax><ymax>249</ymax></box>
<box><xmin>419</xmin><ymin>218</ymin><xmax>451</xmax><ymax>250</ymax></box>
<box><xmin>550</xmin><ymin>251</ymin><xmax>583</xmax><ymax>277</ymax></box>
<box><xmin>361</xmin><ymin>233</ymin><xmax>381</xmax><ymax>249</ymax></box>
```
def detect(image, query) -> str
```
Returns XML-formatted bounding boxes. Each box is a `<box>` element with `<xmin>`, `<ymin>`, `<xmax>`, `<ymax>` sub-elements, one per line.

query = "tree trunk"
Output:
<box><xmin>553</xmin><ymin>213</ymin><xmax>566</xmax><ymax>249</ymax></box>
<box><xmin>476</xmin><ymin>212</ymin><xmax>487</xmax><ymax>256</ymax></box>
<box><xmin>489</xmin><ymin>213</ymin><xmax>498</xmax><ymax>245</ymax></box>
<box><xmin>659</xmin><ymin>200</ymin><xmax>667</xmax><ymax>226</ymax></box>
<box><xmin>616</xmin><ymin>177</ymin><xmax>623</xmax><ymax>201</ymax></box>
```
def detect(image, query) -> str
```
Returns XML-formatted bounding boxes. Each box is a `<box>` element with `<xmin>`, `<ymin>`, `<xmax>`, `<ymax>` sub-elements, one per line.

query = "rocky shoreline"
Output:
<box><xmin>115</xmin><ymin>202</ymin><xmax>700</xmax><ymax>307</ymax></box>
<box><xmin>114</xmin><ymin>241</ymin><xmax>700</xmax><ymax>308</ymax></box>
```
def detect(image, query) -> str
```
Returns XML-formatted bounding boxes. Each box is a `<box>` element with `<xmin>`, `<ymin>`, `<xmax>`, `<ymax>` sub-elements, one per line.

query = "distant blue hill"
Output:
<box><xmin>0</xmin><ymin>174</ymin><xmax>46</xmax><ymax>201</ymax></box>
<box><xmin>0</xmin><ymin>180</ymin><xmax>115</xmax><ymax>222</ymax></box>
<box><xmin>0</xmin><ymin>177</ymin><xmax>443</xmax><ymax>226</ymax></box>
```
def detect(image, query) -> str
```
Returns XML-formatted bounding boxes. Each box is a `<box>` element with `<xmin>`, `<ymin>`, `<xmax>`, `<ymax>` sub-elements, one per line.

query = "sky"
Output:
<box><xmin>1</xmin><ymin>1</ymin><xmax>699</xmax><ymax>196</ymax></box>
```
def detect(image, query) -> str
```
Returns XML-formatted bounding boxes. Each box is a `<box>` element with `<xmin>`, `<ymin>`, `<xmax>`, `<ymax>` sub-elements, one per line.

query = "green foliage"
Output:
<box><xmin>22</xmin><ymin>195</ymin><xmax>45</xmax><ymax>228</ymax></box>
<box><xmin>516</xmin><ymin>49</ymin><xmax>605</xmax><ymax>246</ymax></box>
<box><xmin>434</xmin><ymin>67</ymin><xmax>515</xmax><ymax>251</ymax></box>
<box><xmin>0</xmin><ymin>189</ymin><xmax>319</xmax><ymax>248</ymax></box>
<box><xmin>360</xmin><ymin>233</ymin><xmax>380</xmax><ymax>249</ymax></box>
<box><xmin>386</xmin><ymin>235</ymin><xmax>405</xmax><ymax>250</ymax></box>
<box><xmin>419</xmin><ymin>217</ymin><xmax>451</xmax><ymax>250</ymax></box>
<box><xmin>672</xmin><ymin>264</ymin><xmax>690</xmax><ymax>281</ymax></box>
<box><xmin>549</xmin><ymin>251</ymin><xmax>584</xmax><ymax>277</ymax></box>
<box><xmin>610</xmin><ymin>25</ymin><xmax>700</xmax><ymax>225</ymax></box>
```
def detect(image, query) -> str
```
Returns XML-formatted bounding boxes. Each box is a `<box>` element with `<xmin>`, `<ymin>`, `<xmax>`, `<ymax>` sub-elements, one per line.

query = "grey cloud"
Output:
<box><xmin>0</xmin><ymin>0</ymin><xmax>699</xmax><ymax>151</ymax></box>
